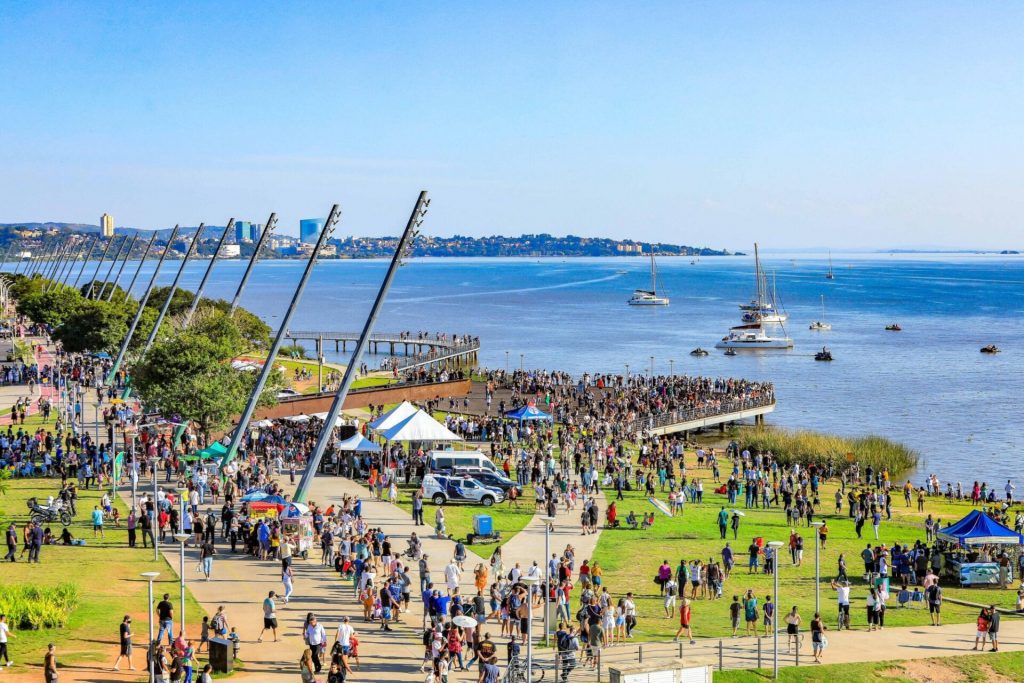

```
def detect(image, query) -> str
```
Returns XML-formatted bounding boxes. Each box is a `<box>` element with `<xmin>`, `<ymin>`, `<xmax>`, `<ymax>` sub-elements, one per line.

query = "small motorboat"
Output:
<box><xmin>885</xmin><ymin>324</ymin><xmax>902</xmax><ymax>331</ymax></box>
<box><xmin>980</xmin><ymin>345</ymin><xmax>1001</xmax><ymax>354</ymax></box>
<box><xmin>814</xmin><ymin>347</ymin><xmax>834</xmax><ymax>361</ymax></box>
<box><xmin>723</xmin><ymin>348</ymin><xmax>737</xmax><ymax>356</ymax></box>
<box><xmin>690</xmin><ymin>348</ymin><xmax>709</xmax><ymax>357</ymax></box>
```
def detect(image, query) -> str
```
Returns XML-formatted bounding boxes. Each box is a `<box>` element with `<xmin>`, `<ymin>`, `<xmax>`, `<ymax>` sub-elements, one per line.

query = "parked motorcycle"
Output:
<box><xmin>26</xmin><ymin>496</ymin><xmax>73</xmax><ymax>527</ymax></box>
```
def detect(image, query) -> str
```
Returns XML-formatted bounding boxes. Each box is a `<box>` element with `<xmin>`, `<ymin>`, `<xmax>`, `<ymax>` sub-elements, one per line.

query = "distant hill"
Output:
<box><xmin>0</xmin><ymin>222</ymin><xmax>735</xmax><ymax>258</ymax></box>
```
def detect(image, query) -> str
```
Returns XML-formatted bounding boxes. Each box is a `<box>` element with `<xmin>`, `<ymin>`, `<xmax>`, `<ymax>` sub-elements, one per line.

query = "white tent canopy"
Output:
<box><xmin>310</xmin><ymin>412</ymin><xmax>352</xmax><ymax>428</ymax></box>
<box><xmin>335</xmin><ymin>433</ymin><xmax>382</xmax><ymax>453</ymax></box>
<box><xmin>369</xmin><ymin>401</ymin><xmax>418</xmax><ymax>431</ymax></box>
<box><xmin>377</xmin><ymin>409</ymin><xmax>463</xmax><ymax>442</ymax></box>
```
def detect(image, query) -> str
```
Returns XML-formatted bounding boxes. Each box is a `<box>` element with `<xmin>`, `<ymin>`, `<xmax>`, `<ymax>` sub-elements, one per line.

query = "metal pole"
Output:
<box><xmin>141</xmin><ymin>224</ymin><xmax>205</xmax><ymax>355</ymax></box>
<box><xmin>182</xmin><ymin>218</ymin><xmax>233</xmax><ymax>326</ymax></box>
<box><xmin>812</xmin><ymin>522</ymin><xmax>823</xmax><ymax>615</ymax></box>
<box><xmin>25</xmin><ymin>243</ymin><xmax>48</xmax><ymax>277</ymax></box>
<box><xmin>773</xmin><ymin>551</ymin><xmax>779</xmax><ymax>678</ymax></box>
<box><xmin>146</xmin><ymin>576</ymin><xmax>156</xmax><ymax>683</ymax></box>
<box><xmin>106</xmin><ymin>226</ymin><xmax>181</xmax><ymax>384</ymax></box>
<box><xmin>100</xmin><ymin>234</ymin><xmax>138</xmax><ymax>300</ymax></box>
<box><xmin>52</xmin><ymin>240</ymin><xmax>84</xmax><ymax>289</ymax></box>
<box><xmin>544</xmin><ymin>523</ymin><xmax>550</xmax><ymax>644</ymax></box>
<box><xmin>72</xmin><ymin>235</ymin><xmax>100</xmax><ymax>288</ymax></box>
<box><xmin>36</xmin><ymin>242</ymin><xmax>60</xmax><ymax>281</ymax></box>
<box><xmin>117</xmin><ymin>233</ymin><xmax>157</xmax><ymax>301</ymax></box>
<box><xmin>42</xmin><ymin>242</ymin><xmax>72</xmax><ymax>288</ymax></box>
<box><xmin>0</xmin><ymin>248</ymin><xmax>9</xmax><ymax>273</ymax></box>
<box><xmin>229</xmin><ymin>212</ymin><xmax>277</xmax><ymax>314</ymax></box>
<box><xmin>220</xmin><ymin>206</ymin><xmax>339</xmax><ymax>469</ymax></box>
<box><xmin>84</xmin><ymin>236</ymin><xmax>116</xmax><ymax>298</ymax></box>
<box><xmin>30</xmin><ymin>243</ymin><xmax>56</xmax><ymax>277</ymax></box>
<box><xmin>93</xmin><ymin>235</ymin><xmax>129</xmax><ymax>299</ymax></box>
<box><xmin>293</xmin><ymin>193</ymin><xmax>428</xmax><ymax>502</ymax></box>
<box><xmin>153</xmin><ymin>462</ymin><xmax>160</xmax><ymax>561</ymax></box>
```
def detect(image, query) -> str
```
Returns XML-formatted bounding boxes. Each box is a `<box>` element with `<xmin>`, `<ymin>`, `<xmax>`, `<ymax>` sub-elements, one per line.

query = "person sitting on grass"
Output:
<box><xmin>626</xmin><ymin>512</ymin><xmax>638</xmax><ymax>530</ymax></box>
<box><xmin>640</xmin><ymin>513</ymin><xmax>654</xmax><ymax>530</ymax></box>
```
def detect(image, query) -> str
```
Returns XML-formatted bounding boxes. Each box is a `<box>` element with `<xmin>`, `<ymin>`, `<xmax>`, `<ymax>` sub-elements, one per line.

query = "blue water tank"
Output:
<box><xmin>473</xmin><ymin>514</ymin><xmax>493</xmax><ymax>536</ymax></box>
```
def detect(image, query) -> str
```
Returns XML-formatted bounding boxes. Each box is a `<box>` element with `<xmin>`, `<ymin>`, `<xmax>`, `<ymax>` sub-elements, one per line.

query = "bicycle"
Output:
<box><xmin>503</xmin><ymin>655</ymin><xmax>545</xmax><ymax>683</ymax></box>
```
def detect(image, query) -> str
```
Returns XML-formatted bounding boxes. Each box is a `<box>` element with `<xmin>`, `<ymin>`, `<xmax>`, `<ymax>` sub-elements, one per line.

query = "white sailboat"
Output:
<box><xmin>628</xmin><ymin>250</ymin><xmax>670</xmax><ymax>306</ymax></box>
<box><xmin>809</xmin><ymin>294</ymin><xmax>832</xmax><ymax>331</ymax></box>
<box><xmin>716</xmin><ymin>243</ymin><xmax>793</xmax><ymax>349</ymax></box>
<box><xmin>826</xmin><ymin>251</ymin><xmax>835</xmax><ymax>280</ymax></box>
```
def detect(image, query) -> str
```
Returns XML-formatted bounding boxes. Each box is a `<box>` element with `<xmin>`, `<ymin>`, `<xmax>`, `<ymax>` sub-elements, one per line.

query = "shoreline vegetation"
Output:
<box><xmin>741</xmin><ymin>427</ymin><xmax>919</xmax><ymax>474</ymax></box>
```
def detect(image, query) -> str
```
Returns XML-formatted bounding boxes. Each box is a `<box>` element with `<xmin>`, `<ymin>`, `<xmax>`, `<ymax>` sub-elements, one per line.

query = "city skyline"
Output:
<box><xmin>1</xmin><ymin>3</ymin><xmax>1021</xmax><ymax>248</ymax></box>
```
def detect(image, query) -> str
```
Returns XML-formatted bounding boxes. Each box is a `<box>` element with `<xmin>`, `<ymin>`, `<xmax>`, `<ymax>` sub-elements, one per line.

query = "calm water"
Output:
<box><xmin>22</xmin><ymin>253</ymin><xmax>1024</xmax><ymax>485</ymax></box>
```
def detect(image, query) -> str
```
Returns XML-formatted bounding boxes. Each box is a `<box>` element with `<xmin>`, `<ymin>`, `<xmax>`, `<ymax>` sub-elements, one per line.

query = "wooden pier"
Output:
<box><xmin>283</xmin><ymin>331</ymin><xmax>480</xmax><ymax>371</ymax></box>
<box><xmin>623</xmin><ymin>397</ymin><xmax>776</xmax><ymax>437</ymax></box>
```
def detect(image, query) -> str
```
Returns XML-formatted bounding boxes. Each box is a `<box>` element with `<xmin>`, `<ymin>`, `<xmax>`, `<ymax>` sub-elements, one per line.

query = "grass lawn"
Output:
<box><xmin>590</xmin><ymin>448</ymin><xmax>1020</xmax><ymax>641</ymax></box>
<box><xmin>717</xmin><ymin>649</ymin><xmax>1024</xmax><ymax>682</ymax></box>
<box><xmin>0</xmin><ymin>477</ymin><xmax>207</xmax><ymax>678</ymax></box>
<box><xmin>394</xmin><ymin>483</ymin><xmax>538</xmax><ymax>559</ymax></box>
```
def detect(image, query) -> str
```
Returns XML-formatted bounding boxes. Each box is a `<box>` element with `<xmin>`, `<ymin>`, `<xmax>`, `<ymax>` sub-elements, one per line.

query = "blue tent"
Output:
<box><xmin>505</xmin><ymin>404</ymin><xmax>554</xmax><ymax>423</ymax></box>
<box><xmin>937</xmin><ymin>510</ymin><xmax>1023</xmax><ymax>546</ymax></box>
<box><xmin>241</xmin><ymin>491</ymin><xmax>287</xmax><ymax>504</ymax></box>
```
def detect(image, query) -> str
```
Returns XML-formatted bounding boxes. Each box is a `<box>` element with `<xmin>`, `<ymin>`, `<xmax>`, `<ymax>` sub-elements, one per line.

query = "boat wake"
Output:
<box><xmin>389</xmin><ymin>272</ymin><xmax>626</xmax><ymax>303</ymax></box>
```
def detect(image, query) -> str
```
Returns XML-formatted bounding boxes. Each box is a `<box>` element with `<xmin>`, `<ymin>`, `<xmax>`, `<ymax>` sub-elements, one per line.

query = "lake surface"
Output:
<box><xmin>25</xmin><ymin>252</ymin><xmax>1024</xmax><ymax>485</ymax></box>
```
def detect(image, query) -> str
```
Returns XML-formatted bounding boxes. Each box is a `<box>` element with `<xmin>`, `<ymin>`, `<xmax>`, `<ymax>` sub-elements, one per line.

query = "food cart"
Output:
<box><xmin>280</xmin><ymin>502</ymin><xmax>314</xmax><ymax>558</ymax></box>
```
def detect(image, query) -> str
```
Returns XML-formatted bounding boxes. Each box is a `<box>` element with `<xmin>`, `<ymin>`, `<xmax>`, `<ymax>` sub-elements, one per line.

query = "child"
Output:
<box><xmin>198</xmin><ymin>616</ymin><xmax>211</xmax><ymax>653</ymax></box>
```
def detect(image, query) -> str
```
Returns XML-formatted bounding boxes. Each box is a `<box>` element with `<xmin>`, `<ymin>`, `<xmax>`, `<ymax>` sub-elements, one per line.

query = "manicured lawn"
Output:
<box><xmin>0</xmin><ymin>478</ymin><xmax>207</xmax><ymax>678</ymax></box>
<box><xmin>717</xmin><ymin>649</ymin><xmax>1024</xmax><ymax>682</ymax></box>
<box><xmin>394</xmin><ymin>483</ymin><xmax>537</xmax><ymax>559</ymax></box>
<box><xmin>590</xmin><ymin>448</ymin><xmax>1020</xmax><ymax>641</ymax></box>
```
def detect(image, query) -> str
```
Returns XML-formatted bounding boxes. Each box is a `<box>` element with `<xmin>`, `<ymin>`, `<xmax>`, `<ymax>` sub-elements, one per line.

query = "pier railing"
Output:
<box><xmin>389</xmin><ymin>338</ymin><xmax>481</xmax><ymax>371</ymax></box>
<box><xmin>623</xmin><ymin>394</ymin><xmax>776</xmax><ymax>434</ymax></box>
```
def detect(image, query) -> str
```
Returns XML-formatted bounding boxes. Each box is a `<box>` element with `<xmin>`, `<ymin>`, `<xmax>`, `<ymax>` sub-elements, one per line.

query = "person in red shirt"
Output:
<box><xmin>673</xmin><ymin>598</ymin><xmax>694</xmax><ymax>644</ymax></box>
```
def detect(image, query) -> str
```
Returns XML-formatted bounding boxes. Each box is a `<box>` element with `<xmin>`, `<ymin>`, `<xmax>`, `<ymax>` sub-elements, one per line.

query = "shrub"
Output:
<box><xmin>0</xmin><ymin>583</ymin><xmax>80</xmax><ymax>629</ymax></box>
<box><xmin>742</xmin><ymin>428</ymin><xmax>918</xmax><ymax>474</ymax></box>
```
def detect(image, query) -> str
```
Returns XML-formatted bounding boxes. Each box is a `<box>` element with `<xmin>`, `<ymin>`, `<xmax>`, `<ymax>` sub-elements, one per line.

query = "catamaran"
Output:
<box><xmin>738</xmin><ymin>246</ymin><xmax>787</xmax><ymax>323</ymax></box>
<box><xmin>809</xmin><ymin>294</ymin><xmax>832</xmax><ymax>330</ymax></box>
<box><xmin>628</xmin><ymin>250</ymin><xmax>669</xmax><ymax>306</ymax></box>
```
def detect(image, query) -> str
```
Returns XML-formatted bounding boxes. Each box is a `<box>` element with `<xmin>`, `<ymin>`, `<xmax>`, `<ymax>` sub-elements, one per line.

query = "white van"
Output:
<box><xmin>427</xmin><ymin>450</ymin><xmax>499</xmax><ymax>474</ymax></box>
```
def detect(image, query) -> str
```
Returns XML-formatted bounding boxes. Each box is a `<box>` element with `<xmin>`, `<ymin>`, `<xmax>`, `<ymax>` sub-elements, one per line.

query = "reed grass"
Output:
<box><xmin>742</xmin><ymin>427</ymin><xmax>919</xmax><ymax>473</ymax></box>
<box><xmin>0</xmin><ymin>583</ymin><xmax>80</xmax><ymax>630</ymax></box>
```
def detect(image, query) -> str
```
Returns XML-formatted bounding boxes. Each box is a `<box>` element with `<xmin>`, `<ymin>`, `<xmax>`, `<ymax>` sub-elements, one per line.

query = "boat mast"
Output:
<box><xmin>650</xmin><ymin>248</ymin><xmax>657</xmax><ymax>294</ymax></box>
<box><xmin>754</xmin><ymin>243</ymin><xmax>765</xmax><ymax>311</ymax></box>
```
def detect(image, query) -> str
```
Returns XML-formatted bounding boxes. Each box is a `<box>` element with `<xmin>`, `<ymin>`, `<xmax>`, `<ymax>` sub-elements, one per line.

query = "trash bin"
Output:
<box><xmin>209</xmin><ymin>637</ymin><xmax>233</xmax><ymax>673</ymax></box>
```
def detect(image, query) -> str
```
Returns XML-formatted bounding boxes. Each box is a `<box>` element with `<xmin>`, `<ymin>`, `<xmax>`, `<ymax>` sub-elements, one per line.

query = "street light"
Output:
<box><xmin>669</xmin><ymin>359</ymin><xmax>674</xmax><ymax>377</ymax></box>
<box><xmin>520</xmin><ymin>574</ymin><xmax>541</xmax><ymax>683</ymax></box>
<box><xmin>505</xmin><ymin>351</ymin><xmax>509</xmax><ymax>373</ymax></box>
<box><xmin>539</xmin><ymin>516</ymin><xmax>556</xmax><ymax>645</ymax></box>
<box><xmin>520</xmin><ymin>353</ymin><xmax>524</xmax><ymax>372</ymax></box>
<box><xmin>625</xmin><ymin>363</ymin><xmax>629</xmax><ymax>377</ymax></box>
<box><xmin>150</xmin><ymin>457</ymin><xmax>160</xmax><ymax>561</ymax></box>
<box><xmin>649</xmin><ymin>355</ymin><xmax>654</xmax><ymax>376</ymax></box>
<box><xmin>174</xmin><ymin>532</ymin><xmax>190</xmax><ymax>638</ymax></box>
<box><xmin>766</xmin><ymin>541</ymin><xmax>784</xmax><ymax>680</ymax></box>
<box><xmin>811</xmin><ymin>521</ymin><xmax>824</xmax><ymax>615</ymax></box>
<box><xmin>141</xmin><ymin>571</ymin><xmax>161</xmax><ymax>683</ymax></box>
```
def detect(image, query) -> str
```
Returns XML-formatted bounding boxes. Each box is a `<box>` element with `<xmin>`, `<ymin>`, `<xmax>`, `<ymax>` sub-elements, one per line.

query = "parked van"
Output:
<box><xmin>427</xmin><ymin>450</ymin><xmax>498</xmax><ymax>474</ymax></box>
<box><xmin>422</xmin><ymin>473</ymin><xmax>504</xmax><ymax>506</ymax></box>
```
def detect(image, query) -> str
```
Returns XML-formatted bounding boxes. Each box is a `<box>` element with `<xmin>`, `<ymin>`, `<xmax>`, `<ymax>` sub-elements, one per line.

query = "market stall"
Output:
<box><xmin>937</xmin><ymin>510</ymin><xmax>1023</xmax><ymax>586</ymax></box>
<box><xmin>280</xmin><ymin>502</ymin><xmax>315</xmax><ymax>558</ymax></box>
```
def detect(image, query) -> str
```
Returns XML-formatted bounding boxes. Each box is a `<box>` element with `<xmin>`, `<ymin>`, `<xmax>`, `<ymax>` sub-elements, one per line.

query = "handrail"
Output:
<box><xmin>623</xmin><ymin>395</ymin><xmax>776</xmax><ymax>434</ymax></box>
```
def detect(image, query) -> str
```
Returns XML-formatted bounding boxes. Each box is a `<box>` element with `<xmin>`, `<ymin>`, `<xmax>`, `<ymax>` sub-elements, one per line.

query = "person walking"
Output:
<box><xmin>4</xmin><ymin>523</ymin><xmax>16</xmax><ymax>562</ymax></box>
<box><xmin>673</xmin><ymin>598</ymin><xmax>695</xmax><ymax>644</ymax></box>
<box><xmin>810</xmin><ymin>612</ymin><xmax>828</xmax><ymax>663</ymax></box>
<box><xmin>987</xmin><ymin>606</ymin><xmax>1000</xmax><ymax>652</ymax></box>
<box><xmin>784</xmin><ymin>606</ymin><xmax>801</xmax><ymax>652</ymax></box>
<box><xmin>304</xmin><ymin>615</ymin><xmax>326</xmax><ymax>673</ymax></box>
<box><xmin>112</xmin><ymin>615</ymin><xmax>134</xmax><ymax>671</ymax></box>
<box><xmin>926</xmin><ymin>582</ymin><xmax>942</xmax><ymax>626</ymax></box>
<box><xmin>44</xmin><ymin>643</ymin><xmax>58</xmax><ymax>683</ymax></box>
<box><xmin>0</xmin><ymin>613</ymin><xmax>14</xmax><ymax>667</ymax></box>
<box><xmin>200</xmin><ymin>538</ymin><xmax>215</xmax><ymax>580</ymax></box>
<box><xmin>156</xmin><ymin>594</ymin><xmax>174</xmax><ymax>646</ymax></box>
<box><xmin>258</xmin><ymin>591</ymin><xmax>279</xmax><ymax>643</ymax></box>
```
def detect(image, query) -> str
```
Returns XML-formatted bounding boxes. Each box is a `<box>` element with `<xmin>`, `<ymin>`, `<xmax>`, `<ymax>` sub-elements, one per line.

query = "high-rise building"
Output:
<box><xmin>299</xmin><ymin>218</ymin><xmax>325</xmax><ymax>244</ymax></box>
<box><xmin>100</xmin><ymin>213</ymin><xmax>114</xmax><ymax>237</ymax></box>
<box><xmin>235</xmin><ymin>221</ymin><xmax>258</xmax><ymax>243</ymax></box>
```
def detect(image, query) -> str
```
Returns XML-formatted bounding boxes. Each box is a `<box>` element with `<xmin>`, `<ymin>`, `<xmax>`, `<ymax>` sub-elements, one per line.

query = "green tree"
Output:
<box><xmin>16</xmin><ymin>287</ymin><xmax>83</xmax><ymax>327</ymax></box>
<box><xmin>132</xmin><ymin>329</ymin><xmax>279</xmax><ymax>441</ymax></box>
<box><xmin>53</xmin><ymin>299</ymin><xmax>133</xmax><ymax>353</ymax></box>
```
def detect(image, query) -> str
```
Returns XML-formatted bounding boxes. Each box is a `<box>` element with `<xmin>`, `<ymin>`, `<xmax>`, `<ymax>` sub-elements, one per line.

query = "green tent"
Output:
<box><xmin>182</xmin><ymin>441</ymin><xmax>229</xmax><ymax>462</ymax></box>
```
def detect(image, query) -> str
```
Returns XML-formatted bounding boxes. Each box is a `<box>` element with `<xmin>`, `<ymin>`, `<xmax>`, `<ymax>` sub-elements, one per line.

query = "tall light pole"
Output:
<box><xmin>229</xmin><ymin>213</ymin><xmax>277</xmax><ymax>314</ymax></box>
<box><xmin>117</xmin><ymin>232</ymin><xmax>158</xmax><ymax>301</ymax></box>
<box><xmin>151</xmin><ymin>457</ymin><xmax>160</xmax><ymax>562</ymax></box>
<box><xmin>669</xmin><ymin>359</ymin><xmax>674</xmax><ymax>377</ymax></box>
<box><xmin>767</xmin><ymin>540</ymin><xmax>784</xmax><ymax>679</ymax></box>
<box><xmin>811</xmin><ymin>521</ymin><xmax>824</xmax><ymax>615</ymax></box>
<box><xmin>624</xmin><ymin>363</ymin><xmax>629</xmax><ymax>377</ymax></box>
<box><xmin>649</xmin><ymin>355</ymin><xmax>654</xmax><ymax>376</ymax></box>
<box><xmin>539</xmin><ymin>516</ymin><xmax>555</xmax><ymax>646</ymax></box>
<box><xmin>141</xmin><ymin>571</ymin><xmax>161</xmax><ymax>683</ymax></box>
<box><xmin>521</xmin><ymin>574</ymin><xmax>540</xmax><ymax>683</ymax></box>
<box><xmin>183</xmin><ymin>218</ymin><xmax>234</xmax><ymax>326</ymax></box>
<box><xmin>505</xmin><ymin>351</ymin><xmax>509</xmax><ymax>373</ymax></box>
<box><xmin>174</xmin><ymin>531</ymin><xmax>189</xmax><ymax>638</ymax></box>
<box><xmin>100</xmin><ymin>234</ymin><xmax>138</xmax><ymax>300</ymax></box>
<box><xmin>520</xmin><ymin>354</ymin><xmax>524</xmax><ymax>372</ymax></box>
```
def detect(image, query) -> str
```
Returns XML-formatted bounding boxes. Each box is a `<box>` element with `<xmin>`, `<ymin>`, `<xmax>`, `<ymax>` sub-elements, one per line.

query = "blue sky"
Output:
<box><xmin>0</xmin><ymin>2</ymin><xmax>1021</xmax><ymax>248</ymax></box>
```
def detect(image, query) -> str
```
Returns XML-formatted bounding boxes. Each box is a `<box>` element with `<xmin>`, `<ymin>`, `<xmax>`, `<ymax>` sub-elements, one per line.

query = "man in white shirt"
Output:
<box><xmin>444</xmin><ymin>559</ymin><xmax>461</xmax><ymax>594</ymax></box>
<box><xmin>334</xmin><ymin>616</ymin><xmax>354</xmax><ymax>655</ymax></box>
<box><xmin>304</xmin><ymin>615</ymin><xmax>326</xmax><ymax>673</ymax></box>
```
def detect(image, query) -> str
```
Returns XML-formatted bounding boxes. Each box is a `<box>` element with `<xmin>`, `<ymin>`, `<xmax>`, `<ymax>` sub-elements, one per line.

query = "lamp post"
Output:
<box><xmin>811</xmin><ymin>521</ymin><xmax>824</xmax><ymax>615</ymax></box>
<box><xmin>539</xmin><ymin>516</ymin><xmax>556</xmax><ymax>645</ymax></box>
<box><xmin>150</xmin><ymin>458</ymin><xmax>160</xmax><ymax>561</ymax></box>
<box><xmin>669</xmin><ymin>359</ymin><xmax>674</xmax><ymax>377</ymax></box>
<box><xmin>520</xmin><ymin>574</ymin><xmax>540</xmax><ymax>683</ymax></box>
<box><xmin>174</xmin><ymin>532</ymin><xmax>189</xmax><ymax>638</ymax></box>
<box><xmin>649</xmin><ymin>355</ymin><xmax>654</xmax><ymax>376</ymax></box>
<box><xmin>519</xmin><ymin>354</ymin><xmax>524</xmax><ymax>372</ymax></box>
<box><xmin>505</xmin><ymin>351</ymin><xmax>509</xmax><ymax>373</ymax></box>
<box><xmin>625</xmin><ymin>363</ymin><xmax>629</xmax><ymax>377</ymax></box>
<box><xmin>767</xmin><ymin>541</ymin><xmax>784</xmax><ymax>679</ymax></box>
<box><xmin>141</xmin><ymin>571</ymin><xmax>161</xmax><ymax>683</ymax></box>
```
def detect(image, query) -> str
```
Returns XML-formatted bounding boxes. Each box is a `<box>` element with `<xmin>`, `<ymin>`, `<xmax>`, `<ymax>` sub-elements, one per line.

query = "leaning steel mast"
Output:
<box><xmin>219</xmin><ymin>205</ymin><xmax>339</xmax><ymax>468</ymax></box>
<box><xmin>94</xmin><ymin>235</ymin><xmax>130</xmax><ymax>299</ymax></box>
<box><xmin>183</xmin><ymin>218</ymin><xmax>233</xmax><ymax>326</ymax></box>
<box><xmin>140</xmin><ymin>224</ymin><xmax>204</xmax><ymax>355</ymax></box>
<box><xmin>229</xmin><ymin>213</ymin><xmax>277</xmax><ymax>314</ymax></box>
<box><xmin>293</xmin><ymin>191</ymin><xmax>428</xmax><ymax>503</ymax></box>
